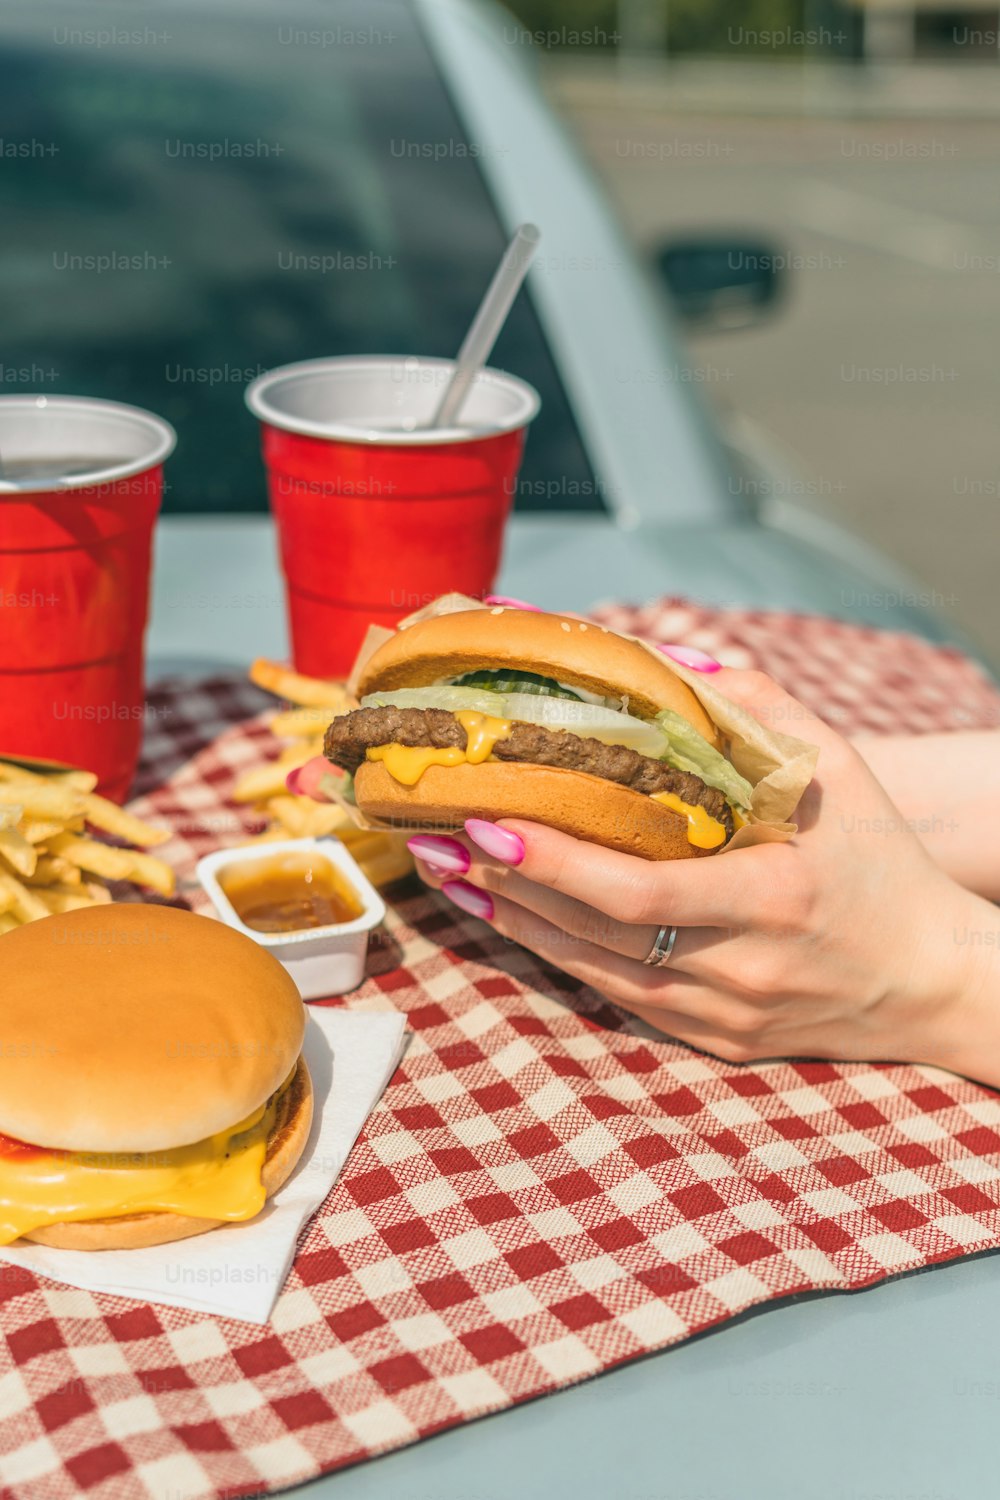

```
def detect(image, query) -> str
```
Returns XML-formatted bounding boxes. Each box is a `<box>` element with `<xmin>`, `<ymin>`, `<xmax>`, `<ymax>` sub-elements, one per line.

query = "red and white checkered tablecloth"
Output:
<box><xmin>3</xmin><ymin>601</ymin><xmax>1000</xmax><ymax>1500</ymax></box>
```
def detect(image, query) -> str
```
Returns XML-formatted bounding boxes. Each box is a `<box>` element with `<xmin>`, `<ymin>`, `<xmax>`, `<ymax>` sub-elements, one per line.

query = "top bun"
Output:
<box><xmin>0</xmin><ymin>904</ymin><xmax>305</xmax><ymax>1154</ymax></box>
<box><xmin>359</xmin><ymin>607</ymin><xmax>720</xmax><ymax>746</ymax></box>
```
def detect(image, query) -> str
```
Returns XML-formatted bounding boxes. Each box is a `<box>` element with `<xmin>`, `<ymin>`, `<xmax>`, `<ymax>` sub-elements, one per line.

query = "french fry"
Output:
<box><xmin>336</xmin><ymin>830</ymin><xmax>415</xmax><ymax>888</ymax></box>
<box><xmin>263</xmin><ymin>795</ymin><xmax>309</xmax><ymax>838</ymax></box>
<box><xmin>337</xmin><ymin>827</ymin><xmax>384</xmax><ymax>853</ymax></box>
<box><xmin>269</xmin><ymin>706</ymin><xmax>340</xmax><ymax>739</ymax></box>
<box><xmin>0</xmin><ymin>867</ymin><xmax>50</xmax><ymax>922</ymax></box>
<box><xmin>259</xmin><ymin>794</ymin><xmax>348</xmax><ymax>840</ymax></box>
<box><xmin>250</xmin><ymin>658</ymin><xmax>351</xmax><ymax>709</ymax></box>
<box><xmin>236</xmin><ymin>828</ymin><xmax>291</xmax><ymax>846</ymax></box>
<box><xmin>293</xmin><ymin>798</ymin><xmax>351</xmax><ymax>838</ymax></box>
<box><xmin>46</xmin><ymin>834</ymin><xmax>177</xmax><ymax>898</ymax></box>
<box><xmin>0</xmin><ymin>749</ymin><xmax>180</xmax><ymax>921</ymax></box>
<box><xmin>231</xmin><ymin>747</ymin><xmax>312</xmax><ymax>804</ymax></box>
<box><xmin>21</xmin><ymin>817</ymin><xmax>83</xmax><ymax>844</ymax></box>
<box><xmin>34</xmin><ymin>885</ymin><xmax>100</xmax><ymax>914</ymax></box>
<box><xmin>276</xmin><ymin>742</ymin><xmax>318</xmax><ymax>768</ymax></box>
<box><xmin>304</xmin><ymin>803</ymin><xmax>355</xmax><ymax>838</ymax></box>
<box><xmin>335</xmin><ymin>825</ymin><xmax>416</xmax><ymax>887</ymax></box>
<box><xmin>0</xmin><ymin>782</ymin><xmax>84</xmax><ymax>821</ymax></box>
<box><xmin>0</xmin><ymin>763</ymin><xmax>49</xmax><ymax>786</ymax></box>
<box><xmin>0</xmin><ymin>825</ymin><xmax>37</xmax><ymax>878</ymax></box>
<box><xmin>0</xmin><ymin>761</ymin><xmax>99</xmax><ymax>794</ymax></box>
<box><xmin>230</xmin><ymin>657</ymin><xmax>412</xmax><ymax>895</ymax></box>
<box><xmin>111</xmin><ymin>851</ymin><xmax>175</xmax><ymax>899</ymax></box>
<box><xmin>22</xmin><ymin>855</ymin><xmax>81</xmax><ymax>888</ymax></box>
<box><xmin>40</xmin><ymin>832</ymin><xmax>128</xmax><ymax>878</ymax></box>
<box><xmin>53</xmin><ymin>769</ymin><xmax>99</xmax><ymax>792</ymax></box>
<box><xmin>82</xmin><ymin>793</ymin><xmax>170</xmax><ymax>848</ymax></box>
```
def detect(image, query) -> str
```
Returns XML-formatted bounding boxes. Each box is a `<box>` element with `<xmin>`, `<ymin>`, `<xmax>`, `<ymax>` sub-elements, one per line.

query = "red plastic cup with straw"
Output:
<box><xmin>0</xmin><ymin>397</ymin><xmax>175</xmax><ymax>800</ymax></box>
<box><xmin>246</xmin><ymin>225</ymin><xmax>541</xmax><ymax>680</ymax></box>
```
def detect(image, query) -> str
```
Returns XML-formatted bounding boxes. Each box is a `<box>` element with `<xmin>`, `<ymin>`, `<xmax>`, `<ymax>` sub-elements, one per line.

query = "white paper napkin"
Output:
<box><xmin>0</xmin><ymin>1009</ymin><xmax>407</xmax><ymax>1324</ymax></box>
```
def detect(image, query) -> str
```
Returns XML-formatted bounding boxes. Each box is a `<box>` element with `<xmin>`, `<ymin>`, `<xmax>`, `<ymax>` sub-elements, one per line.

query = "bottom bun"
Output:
<box><xmin>23</xmin><ymin>1057</ymin><xmax>314</xmax><ymax>1251</ymax></box>
<box><xmin>355</xmin><ymin>760</ymin><xmax>717</xmax><ymax>861</ymax></box>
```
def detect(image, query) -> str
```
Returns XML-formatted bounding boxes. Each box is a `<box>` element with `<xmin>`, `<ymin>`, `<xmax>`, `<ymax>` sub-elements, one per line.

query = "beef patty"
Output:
<box><xmin>325</xmin><ymin>706</ymin><xmax>734</xmax><ymax>839</ymax></box>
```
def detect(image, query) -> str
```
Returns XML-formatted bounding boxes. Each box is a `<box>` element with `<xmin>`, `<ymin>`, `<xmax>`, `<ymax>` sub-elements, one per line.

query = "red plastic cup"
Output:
<box><xmin>245</xmin><ymin>356</ymin><xmax>540</xmax><ymax>679</ymax></box>
<box><xmin>0</xmin><ymin>396</ymin><xmax>176</xmax><ymax>801</ymax></box>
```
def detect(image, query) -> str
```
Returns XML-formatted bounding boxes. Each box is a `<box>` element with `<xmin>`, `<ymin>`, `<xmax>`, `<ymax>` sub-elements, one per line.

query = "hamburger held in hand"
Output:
<box><xmin>324</xmin><ymin>605</ymin><xmax>753</xmax><ymax>860</ymax></box>
<box><xmin>0</xmin><ymin>904</ymin><xmax>312</xmax><ymax>1249</ymax></box>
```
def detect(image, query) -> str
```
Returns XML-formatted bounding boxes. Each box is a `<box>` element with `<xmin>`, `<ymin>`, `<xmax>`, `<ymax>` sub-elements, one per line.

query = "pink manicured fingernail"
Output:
<box><xmin>465</xmin><ymin>818</ymin><xmax>525</xmax><ymax>865</ymax></box>
<box><xmin>658</xmin><ymin>643</ymin><xmax>721</xmax><ymax>673</ymax></box>
<box><xmin>421</xmin><ymin>862</ymin><xmax>451</xmax><ymax>878</ymax></box>
<box><xmin>442</xmin><ymin>880</ymin><xmax>494</xmax><ymax>921</ymax></box>
<box><xmin>482</xmin><ymin>594</ymin><xmax>543</xmax><ymax>612</ymax></box>
<box><xmin>406</xmin><ymin>835</ymin><xmax>470</xmax><ymax>874</ymax></box>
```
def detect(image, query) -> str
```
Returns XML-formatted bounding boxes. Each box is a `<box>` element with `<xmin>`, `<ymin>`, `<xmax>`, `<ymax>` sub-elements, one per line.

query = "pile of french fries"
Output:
<box><xmin>232</xmin><ymin>660</ymin><xmax>414</xmax><ymax>889</ymax></box>
<box><xmin>0</xmin><ymin>761</ymin><xmax>175</xmax><ymax>933</ymax></box>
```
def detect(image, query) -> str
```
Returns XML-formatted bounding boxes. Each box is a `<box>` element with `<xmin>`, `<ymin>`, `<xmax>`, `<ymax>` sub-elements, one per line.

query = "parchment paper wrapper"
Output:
<box><xmin>336</xmin><ymin>593</ymin><xmax>820</xmax><ymax>851</ymax></box>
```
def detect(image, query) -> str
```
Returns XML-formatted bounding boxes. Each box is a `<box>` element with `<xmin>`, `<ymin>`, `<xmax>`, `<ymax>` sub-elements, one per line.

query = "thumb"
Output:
<box><xmin>707</xmin><ymin>666</ymin><xmax>843</xmax><ymax>751</ymax></box>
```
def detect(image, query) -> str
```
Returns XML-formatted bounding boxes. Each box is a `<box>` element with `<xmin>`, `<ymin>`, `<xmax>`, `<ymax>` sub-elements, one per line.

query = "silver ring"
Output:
<box><xmin>643</xmin><ymin>924</ymin><xmax>678</xmax><ymax>967</ymax></box>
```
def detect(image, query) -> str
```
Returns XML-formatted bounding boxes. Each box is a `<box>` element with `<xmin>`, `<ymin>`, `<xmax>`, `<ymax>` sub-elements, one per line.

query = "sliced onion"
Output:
<box><xmin>500</xmin><ymin>694</ymin><xmax>668</xmax><ymax>757</ymax></box>
<box><xmin>556</xmin><ymin>681</ymin><xmax>620</xmax><ymax>707</ymax></box>
<box><xmin>361</xmin><ymin>686</ymin><xmax>668</xmax><ymax>758</ymax></box>
<box><xmin>361</xmin><ymin>686</ymin><xmax>506</xmax><ymax>716</ymax></box>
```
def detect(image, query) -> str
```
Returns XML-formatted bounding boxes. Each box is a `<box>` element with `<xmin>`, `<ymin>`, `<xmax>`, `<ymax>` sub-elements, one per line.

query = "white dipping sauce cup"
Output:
<box><xmin>197</xmin><ymin>837</ymin><xmax>386</xmax><ymax>1000</ymax></box>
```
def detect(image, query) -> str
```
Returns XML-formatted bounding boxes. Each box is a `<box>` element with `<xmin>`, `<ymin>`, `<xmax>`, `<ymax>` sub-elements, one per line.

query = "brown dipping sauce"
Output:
<box><xmin>220</xmin><ymin>852</ymin><xmax>362</xmax><ymax>933</ymax></box>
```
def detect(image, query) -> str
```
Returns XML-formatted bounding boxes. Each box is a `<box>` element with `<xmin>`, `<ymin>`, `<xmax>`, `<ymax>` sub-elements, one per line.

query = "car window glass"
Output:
<box><xmin>0</xmin><ymin>0</ymin><xmax>603</xmax><ymax>512</ymax></box>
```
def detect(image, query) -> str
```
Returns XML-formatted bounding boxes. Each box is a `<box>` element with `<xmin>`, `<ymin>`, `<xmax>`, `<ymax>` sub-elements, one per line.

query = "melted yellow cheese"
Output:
<box><xmin>367</xmin><ymin>712</ymin><xmax>511</xmax><ymax>786</ymax></box>
<box><xmin>366</xmin><ymin>743</ymin><xmax>467</xmax><ymax>785</ymax></box>
<box><xmin>456</xmin><ymin>711</ymin><xmax>511</xmax><ymax>763</ymax></box>
<box><xmin>0</xmin><ymin>1087</ymin><xmax>284</xmax><ymax>1245</ymax></box>
<box><xmin>650</xmin><ymin>791</ymin><xmax>727</xmax><ymax>850</ymax></box>
<box><xmin>365</xmin><ymin>716</ymin><xmax>733</xmax><ymax>852</ymax></box>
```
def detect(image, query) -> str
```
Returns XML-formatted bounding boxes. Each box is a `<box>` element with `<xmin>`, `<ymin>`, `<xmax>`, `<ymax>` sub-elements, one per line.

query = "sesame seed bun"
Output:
<box><xmin>357</xmin><ymin>606</ymin><xmax>721</xmax><ymax>746</ymax></box>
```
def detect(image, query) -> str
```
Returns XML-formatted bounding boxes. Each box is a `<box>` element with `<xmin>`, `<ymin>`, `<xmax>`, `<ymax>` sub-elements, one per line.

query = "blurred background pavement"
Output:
<box><xmin>524</xmin><ymin>27</ymin><xmax>1000</xmax><ymax>660</ymax></box>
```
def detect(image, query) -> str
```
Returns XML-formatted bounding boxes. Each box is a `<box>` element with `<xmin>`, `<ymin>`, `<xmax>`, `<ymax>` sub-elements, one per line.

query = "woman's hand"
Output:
<box><xmin>406</xmin><ymin>668</ymin><xmax>1000</xmax><ymax>1085</ymax></box>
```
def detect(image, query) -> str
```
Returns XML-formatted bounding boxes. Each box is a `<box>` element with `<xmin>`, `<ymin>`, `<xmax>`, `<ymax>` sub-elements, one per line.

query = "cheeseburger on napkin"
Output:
<box><xmin>0</xmin><ymin>905</ymin><xmax>312</xmax><ymax>1249</ymax></box>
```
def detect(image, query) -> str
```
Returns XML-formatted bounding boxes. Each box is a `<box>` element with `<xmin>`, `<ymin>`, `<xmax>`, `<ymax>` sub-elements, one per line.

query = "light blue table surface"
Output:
<box><xmin>149</xmin><ymin>516</ymin><xmax>998</xmax><ymax>1500</ymax></box>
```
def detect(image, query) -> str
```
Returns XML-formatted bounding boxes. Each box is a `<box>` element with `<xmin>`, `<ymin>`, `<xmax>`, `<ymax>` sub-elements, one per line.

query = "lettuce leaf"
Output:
<box><xmin>319</xmin><ymin>769</ymin><xmax>354</xmax><ymax>805</ymax></box>
<box><xmin>654</xmin><ymin>708</ymin><xmax>753</xmax><ymax>809</ymax></box>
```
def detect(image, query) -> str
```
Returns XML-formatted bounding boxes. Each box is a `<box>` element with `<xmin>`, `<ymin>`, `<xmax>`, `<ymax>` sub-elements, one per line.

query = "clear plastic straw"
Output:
<box><xmin>429</xmin><ymin>223</ymin><xmax>541</xmax><ymax>430</ymax></box>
